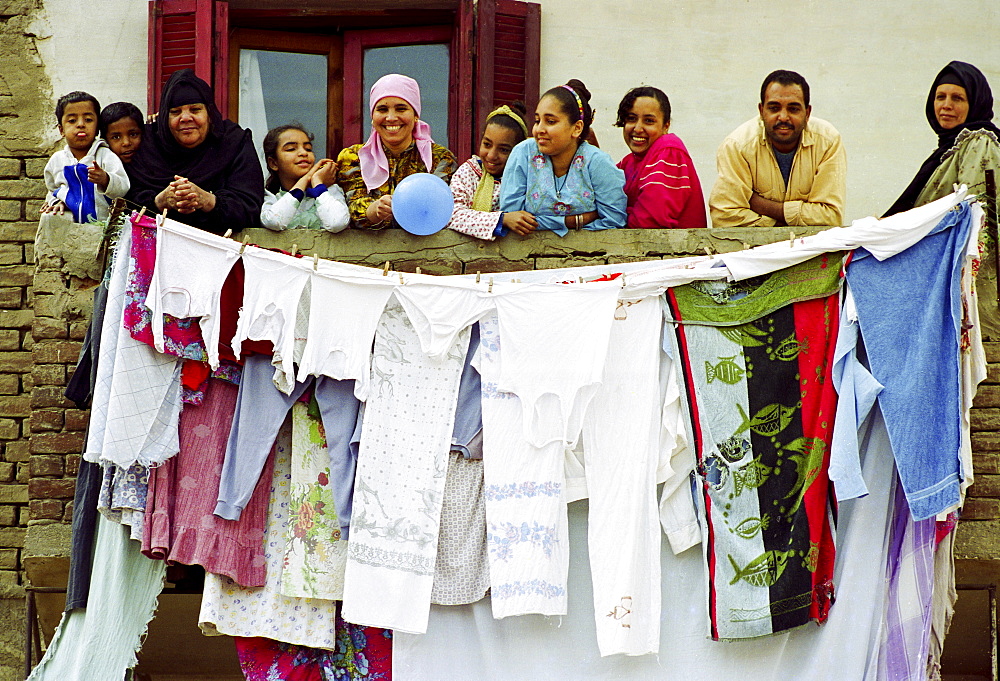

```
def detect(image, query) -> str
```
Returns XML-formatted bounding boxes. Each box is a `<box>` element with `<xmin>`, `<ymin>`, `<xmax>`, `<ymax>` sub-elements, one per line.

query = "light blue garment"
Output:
<box><xmin>499</xmin><ymin>139</ymin><xmax>626</xmax><ymax>235</ymax></box>
<box><xmin>28</xmin><ymin>515</ymin><xmax>165</xmax><ymax>681</ymax></box>
<box><xmin>829</xmin><ymin>290</ymin><xmax>884</xmax><ymax>501</ymax></box>
<box><xmin>845</xmin><ymin>202</ymin><xmax>972</xmax><ymax>520</ymax></box>
<box><xmin>215</xmin><ymin>354</ymin><xmax>360</xmax><ymax>537</ymax></box>
<box><xmin>451</xmin><ymin>322</ymin><xmax>483</xmax><ymax>459</ymax></box>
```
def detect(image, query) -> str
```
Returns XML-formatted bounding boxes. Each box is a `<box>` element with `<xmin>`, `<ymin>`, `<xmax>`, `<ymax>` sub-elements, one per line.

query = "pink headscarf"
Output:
<box><xmin>359</xmin><ymin>74</ymin><xmax>435</xmax><ymax>191</ymax></box>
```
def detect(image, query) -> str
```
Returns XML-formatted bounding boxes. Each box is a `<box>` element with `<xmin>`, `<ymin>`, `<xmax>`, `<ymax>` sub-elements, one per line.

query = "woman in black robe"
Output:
<box><xmin>126</xmin><ymin>69</ymin><xmax>264</xmax><ymax>233</ymax></box>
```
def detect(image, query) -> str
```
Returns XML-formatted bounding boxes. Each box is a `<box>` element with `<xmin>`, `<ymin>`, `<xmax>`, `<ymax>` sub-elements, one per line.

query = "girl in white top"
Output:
<box><xmin>260</xmin><ymin>124</ymin><xmax>350</xmax><ymax>232</ymax></box>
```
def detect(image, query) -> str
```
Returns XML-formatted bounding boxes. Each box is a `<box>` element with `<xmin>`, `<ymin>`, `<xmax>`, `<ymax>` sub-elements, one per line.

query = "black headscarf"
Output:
<box><xmin>126</xmin><ymin>69</ymin><xmax>264</xmax><ymax>233</ymax></box>
<box><xmin>884</xmin><ymin>61</ymin><xmax>1000</xmax><ymax>216</ymax></box>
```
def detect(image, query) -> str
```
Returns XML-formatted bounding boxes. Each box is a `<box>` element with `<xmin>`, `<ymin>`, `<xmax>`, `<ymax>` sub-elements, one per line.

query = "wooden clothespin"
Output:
<box><xmin>137</xmin><ymin>206</ymin><xmax>147</xmax><ymax>220</ymax></box>
<box><xmin>475</xmin><ymin>271</ymin><xmax>481</xmax><ymax>283</ymax></box>
<box><xmin>488</xmin><ymin>277</ymin><xmax>494</xmax><ymax>293</ymax></box>
<box><xmin>578</xmin><ymin>276</ymin><xmax>584</xmax><ymax>284</ymax></box>
<box><xmin>703</xmin><ymin>245</ymin><xmax>715</xmax><ymax>258</ymax></box>
<box><xmin>415</xmin><ymin>266</ymin><xmax>422</xmax><ymax>276</ymax></box>
<box><xmin>789</xmin><ymin>230</ymin><xmax>796</xmax><ymax>248</ymax></box>
<box><xmin>239</xmin><ymin>235</ymin><xmax>249</xmax><ymax>254</ymax></box>
<box><xmin>223</xmin><ymin>229</ymin><xmax>233</xmax><ymax>239</ymax></box>
<box><xmin>383</xmin><ymin>261</ymin><xmax>391</xmax><ymax>276</ymax></box>
<box><xmin>313</xmin><ymin>253</ymin><xmax>320</xmax><ymax>271</ymax></box>
<box><xmin>398</xmin><ymin>271</ymin><xmax>404</xmax><ymax>285</ymax></box>
<box><xmin>290</xmin><ymin>243</ymin><xmax>298</xmax><ymax>257</ymax></box>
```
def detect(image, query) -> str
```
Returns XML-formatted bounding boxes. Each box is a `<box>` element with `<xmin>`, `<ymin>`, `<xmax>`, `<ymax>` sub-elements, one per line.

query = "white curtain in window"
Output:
<box><xmin>239</xmin><ymin>49</ymin><xmax>269</xmax><ymax>177</ymax></box>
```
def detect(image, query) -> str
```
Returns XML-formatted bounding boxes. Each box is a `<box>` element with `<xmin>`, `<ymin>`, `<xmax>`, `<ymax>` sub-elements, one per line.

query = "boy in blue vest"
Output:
<box><xmin>42</xmin><ymin>91</ymin><xmax>129</xmax><ymax>223</ymax></box>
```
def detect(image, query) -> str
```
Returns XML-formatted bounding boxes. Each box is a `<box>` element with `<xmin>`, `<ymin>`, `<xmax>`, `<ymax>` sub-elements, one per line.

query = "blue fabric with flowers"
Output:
<box><xmin>499</xmin><ymin>139</ymin><xmax>627</xmax><ymax>236</ymax></box>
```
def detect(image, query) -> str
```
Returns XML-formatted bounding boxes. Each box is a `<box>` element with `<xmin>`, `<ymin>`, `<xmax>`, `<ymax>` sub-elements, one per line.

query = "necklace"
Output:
<box><xmin>552</xmin><ymin>164</ymin><xmax>569</xmax><ymax>199</ymax></box>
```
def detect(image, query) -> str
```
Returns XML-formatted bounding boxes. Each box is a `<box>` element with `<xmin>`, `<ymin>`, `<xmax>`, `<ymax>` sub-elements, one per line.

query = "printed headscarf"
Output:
<box><xmin>359</xmin><ymin>74</ymin><xmax>435</xmax><ymax>191</ymax></box>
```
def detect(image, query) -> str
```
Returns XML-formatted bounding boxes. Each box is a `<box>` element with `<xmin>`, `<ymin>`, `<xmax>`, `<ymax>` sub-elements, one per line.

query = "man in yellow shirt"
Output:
<box><xmin>709</xmin><ymin>70</ymin><xmax>846</xmax><ymax>228</ymax></box>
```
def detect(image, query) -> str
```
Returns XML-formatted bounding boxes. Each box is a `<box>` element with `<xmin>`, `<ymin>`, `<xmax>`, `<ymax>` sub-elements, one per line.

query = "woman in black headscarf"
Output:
<box><xmin>126</xmin><ymin>69</ymin><xmax>264</xmax><ymax>233</ymax></box>
<box><xmin>885</xmin><ymin>61</ymin><xmax>1000</xmax><ymax>216</ymax></box>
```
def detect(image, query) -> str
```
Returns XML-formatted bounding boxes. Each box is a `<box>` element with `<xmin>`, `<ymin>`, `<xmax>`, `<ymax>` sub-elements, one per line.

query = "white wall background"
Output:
<box><xmin>30</xmin><ymin>0</ymin><xmax>149</xmax><ymax>148</ymax></box>
<box><xmin>26</xmin><ymin>0</ymin><xmax>1000</xmax><ymax>222</ymax></box>
<box><xmin>538</xmin><ymin>0</ymin><xmax>1000</xmax><ymax>222</ymax></box>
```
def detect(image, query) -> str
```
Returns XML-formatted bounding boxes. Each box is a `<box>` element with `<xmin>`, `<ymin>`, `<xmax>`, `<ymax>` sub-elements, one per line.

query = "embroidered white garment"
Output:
<box><xmin>296</xmin><ymin>270</ymin><xmax>396</xmax><ymax>400</ymax></box>
<box><xmin>147</xmin><ymin>218</ymin><xmax>240</xmax><ymax>369</ymax></box>
<box><xmin>232</xmin><ymin>248</ymin><xmax>311</xmax><ymax>393</ymax></box>
<box><xmin>85</xmin><ymin>226</ymin><xmax>182</xmax><ymax>469</ymax></box>
<box><xmin>199</xmin><ymin>418</ymin><xmax>340</xmax><ymax>649</ymax></box>
<box><xmin>493</xmin><ymin>282</ymin><xmax>621</xmax><ymax>448</ymax></box>
<box><xmin>342</xmin><ymin>297</ymin><xmax>469</xmax><ymax>634</ymax></box>
<box><xmin>580</xmin><ymin>295</ymin><xmax>662</xmax><ymax>656</ymax></box>
<box><xmin>475</xmin><ymin>310</ymin><xmax>570</xmax><ymax>619</ymax></box>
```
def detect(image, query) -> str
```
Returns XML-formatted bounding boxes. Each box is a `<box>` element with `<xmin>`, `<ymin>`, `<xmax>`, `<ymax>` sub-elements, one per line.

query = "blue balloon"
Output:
<box><xmin>392</xmin><ymin>173</ymin><xmax>454</xmax><ymax>235</ymax></box>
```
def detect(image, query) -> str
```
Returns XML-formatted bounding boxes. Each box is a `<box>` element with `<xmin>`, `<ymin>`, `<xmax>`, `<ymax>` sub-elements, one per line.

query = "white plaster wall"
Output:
<box><xmin>538</xmin><ymin>0</ymin><xmax>1000</xmax><ymax>222</ymax></box>
<box><xmin>30</xmin><ymin>0</ymin><xmax>148</xmax><ymax>148</ymax></box>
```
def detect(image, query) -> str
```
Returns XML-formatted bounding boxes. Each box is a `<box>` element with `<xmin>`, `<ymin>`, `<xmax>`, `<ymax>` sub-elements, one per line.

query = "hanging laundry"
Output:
<box><xmin>97</xmin><ymin>462</ymin><xmax>149</xmax><ymax>541</ymax></box>
<box><xmin>845</xmin><ymin>202</ymin><xmax>972</xmax><ymax>520</ymax></box>
<box><xmin>281</xmin><ymin>400</ymin><xmax>348</xmax><ymax>600</ymax></box>
<box><xmin>342</xmin><ymin>297</ymin><xmax>468</xmax><ymax>634</ymax></box>
<box><xmin>664</xmin><ymin>253</ymin><xmax>843</xmax><ymax>640</ymax></box>
<box><xmin>143</xmin><ymin>377</ymin><xmax>273</xmax><ymax>588</ymax></box>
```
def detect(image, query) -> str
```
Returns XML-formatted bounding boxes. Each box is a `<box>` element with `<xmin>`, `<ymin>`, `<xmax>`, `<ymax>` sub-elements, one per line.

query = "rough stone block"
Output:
<box><xmin>30</xmin><ymin>363</ymin><xmax>64</xmax><ymax>387</ymax></box>
<box><xmin>956</xmin><ymin>520</ymin><xmax>1000</xmax><ymax>560</ymax></box>
<box><xmin>29</xmin><ymin>386</ymin><xmax>70</xmax><ymax>408</ymax></box>
<box><xmin>28</xmin><ymin>499</ymin><xmax>62</xmax><ymax>521</ymax></box>
<box><xmin>65</xmin><ymin>454</ymin><xmax>79</xmax><ymax>477</ymax></box>
<box><xmin>63</xmin><ymin>500</ymin><xmax>73</xmax><ymax>522</ymax></box>
<box><xmin>0</xmin><ymin>244</ymin><xmax>21</xmax><ymax>266</ymax></box>
<box><xmin>3</xmin><ymin>441</ymin><xmax>28</xmax><ymax>462</ymax></box>
<box><xmin>0</xmin><ymin>309</ymin><xmax>32</xmax><ymax>329</ymax></box>
<box><xmin>28</xmin><ymin>410</ymin><xmax>62</xmax><ymax>433</ymax></box>
<box><xmin>31</xmin><ymin>271</ymin><xmax>64</xmax><ymax>296</ymax></box>
<box><xmin>68</xmin><ymin>321</ymin><xmax>89</xmax><ymax>340</ymax></box>
<box><xmin>973</xmin><ymin>386</ymin><xmax>1000</xmax><ymax>408</ymax></box>
<box><xmin>0</xmin><ymin>264</ymin><xmax>33</xmax><ymax>286</ymax></box>
<box><xmin>0</xmin><ymin>287</ymin><xmax>21</xmax><ymax>309</ymax></box>
<box><xmin>391</xmin><ymin>258</ymin><xmax>464</xmax><ymax>275</ymax></box>
<box><xmin>63</xmin><ymin>410</ymin><xmax>87</xmax><ymax>432</ymax></box>
<box><xmin>24</xmin><ymin>159</ymin><xmax>46</xmax><ymax>179</ymax></box>
<box><xmin>0</xmin><ymin>352</ymin><xmax>30</xmax><ymax>373</ymax></box>
<box><xmin>27</xmin><ymin>478</ymin><xmax>75</xmax><ymax>499</ymax></box>
<box><xmin>31</xmin><ymin>317</ymin><xmax>67</xmax><ymax>340</ymax></box>
<box><xmin>0</xmin><ymin>329</ymin><xmax>19</xmax><ymax>351</ymax></box>
<box><xmin>25</xmin><ymin>200</ymin><xmax>44</xmax><ymax>222</ymax></box>
<box><xmin>28</xmin><ymin>455</ymin><xmax>63</xmax><ymax>477</ymax></box>
<box><xmin>534</xmin><ymin>256</ymin><xmax>609</xmax><ymax>270</ymax></box>
<box><xmin>29</xmin><ymin>431</ymin><xmax>82</xmax><ymax>454</ymax></box>
<box><xmin>462</xmin><ymin>257</ymin><xmax>535</xmax><ymax>274</ymax></box>
<box><xmin>971</xmin><ymin>408</ymin><xmax>1000</xmax><ymax>432</ymax></box>
<box><xmin>972</xmin><ymin>474</ymin><xmax>1000</xmax><ymax>497</ymax></box>
<box><xmin>0</xmin><ymin>200</ymin><xmax>20</xmax><ymax>221</ymax></box>
<box><xmin>16</xmin><ymin>462</ymin><xmax>27</xmax><ymax>483</ymax></box>
<box><xmin>31</xmin><ymin>341</ymin><xmax>81</xmax><ymax>364</ymax></box>
<box><xmin>985</xmin><ymin>342</ymin><xmax>1000</xmax><ymax>363</ymax></box>
<box><xmin>33</xmin><ymin>295</ymin><xmax>68</xmax><ymax>320</ymax></box>
<box><xmin>0</xmin><ymin>527</ymin><xmax>25</xmax><ymax>548</ymax></box>
<box><xmin>0</xmin><ymin>463</ymin><xmax>11</xmax><ymax>482</ymax></box>
<box><xmin>973</xmin><ymin>451</ymin><xmax>1000</xmax><ymax>475</ymax></box>
<box><xmin>0</xmin><ymin>506</ymin><xmax>14</xmax><ymax>526</ymax></box>
<box><xmin>987</xmin><ymin>364</ymin><xmax>1000</xmax><ymax>385</ymax></box>
<box><xmin>0</xmin><ymin>179</ymin><xmax>45</xmax><ymax>200</ymax></box>
<box><xmin>0</xmin><ymin>485</ymin><xmax>26</xmax><ymax>503</ymax></box>
<box><xmin>0</xmin><ymin>159</ymin><xmax>20</xmax><ymax>179</ymax></box>
<box><xmin>0</xmin><ymin>419</ymin><xmax>19</xmax><ymax>440</ymax></box>
<box><xmin>0</xmin><ymin>223</ymin><xmax>35</xmax><ymax>242</ymax></box>
<box><xmin>0</xmin><ymin>375</ymin><xmax>18</xmax><ymax>395</ymax></box>
<box><xmin>0</xmin><ymin>395</ymin><xmax>28</xmax><ymax>418</ymax></box>
<box><xmin>963</xmin><ymin>497</ymin><xmax>1000</xmax><ymax>520</ymax></box>
<box><xmin>0</xmin><ymin>548</ymin><xmax>17</xmax><ymax>569</ymax></box>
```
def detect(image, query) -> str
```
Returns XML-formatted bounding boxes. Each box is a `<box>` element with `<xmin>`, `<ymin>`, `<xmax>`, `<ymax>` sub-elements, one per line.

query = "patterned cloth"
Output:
<box><xmin>430</xmin><ymin>452</ymin><xmax>490</xmax><ymax>605</ymax></box>
<box><xmin>447</xmin><ymin>157</ymin><xmax>502</xmax><ymax>240</ymax></box>
<box><xmin>199</xmin><ymin>419</ymin><xmax>341</xmax><ymax>649</ymax></box>
<box><xmin>97</xmin><ymin>462</ymin><xmax>149</xmax><ymax>541</ymax></box>
<box><xmin>342</xmin><ymin>297</ymin><xmax>468</xmax><ymax>634</ymax></box>
<box><xmin>336</xmin><ymin>141</ymin><xmax>457</xmax><ymax>229</ymax></box>
<box><xmin>234</xmin><ymin>617</ymin><xmax>391</xmax><ymax>680</ymax></box>
<box><xmin>664</xmin><ymin>253</ymin><xmax>843</xmax><ymax>639</ymax></box>
<box><xmin>282</xmin><ymin>400</ymin><xmax>348</xmax><ymax>600</ymax></box>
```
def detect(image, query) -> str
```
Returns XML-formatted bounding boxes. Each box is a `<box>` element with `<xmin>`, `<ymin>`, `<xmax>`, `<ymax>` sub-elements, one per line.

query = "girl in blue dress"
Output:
<box><xmin>499</xmin><ymin>79</ymin><xmax>627</xmax><ymax>236</ymax></box>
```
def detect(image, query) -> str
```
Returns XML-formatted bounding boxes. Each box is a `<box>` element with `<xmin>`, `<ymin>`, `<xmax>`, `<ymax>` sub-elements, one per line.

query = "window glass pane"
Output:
<box><xmin>363</xmin><ymin>44</ymin><xmax>449</xmax><ymax>148</ymax></box>
<box><xmin>239</xmin><ymin>49</ymin><xmax>328</xmax><ymax>170</ymax></box>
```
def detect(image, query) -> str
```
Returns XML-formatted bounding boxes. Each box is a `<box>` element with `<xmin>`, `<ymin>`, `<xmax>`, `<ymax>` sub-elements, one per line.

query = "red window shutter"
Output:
<box><xmin>474</xmin><ymin>0</ymin><xmax>541</xmax><ymax>142</ymax></box>
<box><xmin>148</xmin><ymin>0</ymin><xmax>229</xmax><ymax>117</ymax></box>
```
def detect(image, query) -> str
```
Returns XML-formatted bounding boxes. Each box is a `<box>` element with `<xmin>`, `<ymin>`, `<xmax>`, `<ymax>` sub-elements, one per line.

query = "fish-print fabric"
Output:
<box><xmin>664</xmin><ymin>253</ymin><xmax>843</xmax><ymax>639</ymax></box>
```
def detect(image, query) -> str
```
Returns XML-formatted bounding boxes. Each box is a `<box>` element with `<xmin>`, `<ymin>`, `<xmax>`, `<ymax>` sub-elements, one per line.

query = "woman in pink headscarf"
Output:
<box><xmin>336</xmin><ymin>73</ymin><xmax>458</xmax><ymax>228</ymax></box>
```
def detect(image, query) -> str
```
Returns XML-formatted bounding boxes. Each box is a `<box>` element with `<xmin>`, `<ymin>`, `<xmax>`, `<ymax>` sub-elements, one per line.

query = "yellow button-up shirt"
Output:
<box><xmin>709</xmin><ymin>116</ymin><xmax>846</xmax><ymax>228</ymax></box>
